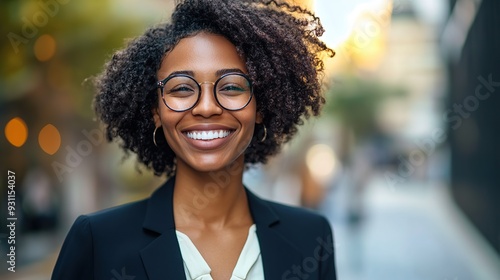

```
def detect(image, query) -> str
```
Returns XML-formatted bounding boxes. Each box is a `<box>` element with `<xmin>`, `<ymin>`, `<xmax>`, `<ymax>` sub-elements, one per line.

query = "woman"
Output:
<box><xmin>52</xmin><ymin>0</ymin><xmax>336</xmax><ymax>279</ymax></box>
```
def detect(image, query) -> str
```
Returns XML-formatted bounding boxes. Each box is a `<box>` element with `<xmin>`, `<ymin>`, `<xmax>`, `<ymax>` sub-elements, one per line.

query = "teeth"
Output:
<box><xmin>186</xmin><ymin>130</ymin><xmax>231</xmax><ymax>140</ymax></box>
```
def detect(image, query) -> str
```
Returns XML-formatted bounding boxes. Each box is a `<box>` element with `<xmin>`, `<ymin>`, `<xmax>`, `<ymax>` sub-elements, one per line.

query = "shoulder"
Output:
<box><xmin>53</xmin><ymin>199</ymin><xmax>153</xmax><ymax>279</ymax></box>
<box><xmin>254</xmin><ymin>196</ymin><xmax>333</xmax><ymax>242</ymax></box>
<box><xmin>71</xmin><ymin>198</ymin><xmax>149</xmax><ymax>240</ymax></box>
<box><xmin>85</xmin><ymin>198</ymin><xmax>148</xmax><ymax>223</ymax></box>
<box><xmin>266</xmin><ymin>199</ymin><xmax>330</xmax><ymax>228</ymax></box>
<box><xmin>58</xmin><ymin>198</ymin><xmax>153</xmax><ymax>264</ymax></box>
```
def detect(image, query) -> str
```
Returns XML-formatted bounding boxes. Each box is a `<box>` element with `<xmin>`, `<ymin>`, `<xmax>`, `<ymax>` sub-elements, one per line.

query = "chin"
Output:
<box><xmin>184</xmin><ymin>158</ymin><xmax>226</xmax><ymax>172</ymax></box>
<box><xmin>184</xmin><ymin>155</ymin><xmax>244</xmax><ymax>174</ymax></box>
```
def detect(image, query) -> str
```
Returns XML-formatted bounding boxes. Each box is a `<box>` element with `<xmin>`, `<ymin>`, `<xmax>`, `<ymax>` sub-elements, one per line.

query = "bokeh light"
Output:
<box><xmin>5</xmin><ymin>117</ymin><xmax>28</xmax><ymax>147</ymax></box>
<box><xmin>306</xmin><ymin>143</ymin><xmax>339</xmax><ymax>183</ymax></box>
<box><xmin>34</xmin><ymin>34</ymin><xmax>57</xmax><ymax>62</ymax></box>
<box><xmin>38</xmin><ymin>123</ymin><xmax>61</xmax><ymax>155</ymax></box>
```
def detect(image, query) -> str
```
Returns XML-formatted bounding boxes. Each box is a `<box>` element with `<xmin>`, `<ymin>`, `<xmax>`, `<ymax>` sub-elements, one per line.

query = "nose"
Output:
<box><xmin>191</xmin><ymin>83</ymin><xmax>223</xmax><ymax>117</ymax></box>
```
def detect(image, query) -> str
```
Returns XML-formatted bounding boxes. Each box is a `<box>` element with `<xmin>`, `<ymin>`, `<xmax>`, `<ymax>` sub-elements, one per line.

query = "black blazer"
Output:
<box><xmin>52</xmin><ymin>177</ymin><xmax>337</xmax><ymax>279</ymax></box>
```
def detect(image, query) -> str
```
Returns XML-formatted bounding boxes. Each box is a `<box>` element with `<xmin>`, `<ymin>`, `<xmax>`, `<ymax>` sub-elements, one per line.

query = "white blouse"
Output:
<box><xmin>175</xmin><ymin>224</ymin><xmax>264</xmax><ymax>280</ymax></box>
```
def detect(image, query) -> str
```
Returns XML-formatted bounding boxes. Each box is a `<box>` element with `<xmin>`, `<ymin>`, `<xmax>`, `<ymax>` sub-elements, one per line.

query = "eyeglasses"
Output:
<box><xmin>156</xmin><ymin>72</ymin><xmax>254</xmax><ymax>112</ymax></box>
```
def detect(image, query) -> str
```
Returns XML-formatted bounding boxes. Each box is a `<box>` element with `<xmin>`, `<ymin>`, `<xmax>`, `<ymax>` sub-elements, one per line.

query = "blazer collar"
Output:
<box><xmin>245</xmin><ymin>188</ymin><xmax>303</xmax><ymax>279</ymax></box>
<box><xmin>140</xmin><ymin>177</ymin><xmax>185</xmax><ymax>279</ymax></box>
<box><xmin>142</xmin><ymin>177</ymin><xmax>176</xmax><ymax>233</ymax></box>
<box><xmin>140</xmin><ymin>177</ymin><xmax>302</xmax><ymax>279</ymax></box>
<box><xmin>244</xmin><ymin>187</ymin><xmax>279</xmax><ymax>226</ymax></box>
<box><xmin>141</xmin><ymin>177</ymin><xmax>280</xmax><ymax>233</ymax></box>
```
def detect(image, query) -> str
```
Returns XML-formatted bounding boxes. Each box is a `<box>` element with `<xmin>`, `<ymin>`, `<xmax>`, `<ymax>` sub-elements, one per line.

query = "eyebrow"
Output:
<box><xmin>167</xmin><ymin>68</ymin><xmax>245</xmax><ymax>78</ymax></box>
<box><xmin>216</xmin><ymin>68</ymin><xmax>245</xmax><ymax>77</ymax></box>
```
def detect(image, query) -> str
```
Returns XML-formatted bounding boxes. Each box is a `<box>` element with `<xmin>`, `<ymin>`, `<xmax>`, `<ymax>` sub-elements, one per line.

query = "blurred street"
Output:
<box><xmin>2</xmin><ymin>0</ymin><xmax>500</xmax><ymax>279</ymax></box>
<box><xmin>4</xmin><ymin>167</ymin><xmax>500</xmax><ymax>280</ymax></box>
<box><xmin>322</xmin><ymin>173</ymin><xmax>500</xmax><ymax>280</ymax></box>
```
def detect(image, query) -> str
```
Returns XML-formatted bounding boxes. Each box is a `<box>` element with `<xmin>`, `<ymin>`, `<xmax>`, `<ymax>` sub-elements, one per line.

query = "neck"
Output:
<box><xmin>172</xmin><ymin>158</ymin><xmax>252</xmax><ymax>230</ymax></box>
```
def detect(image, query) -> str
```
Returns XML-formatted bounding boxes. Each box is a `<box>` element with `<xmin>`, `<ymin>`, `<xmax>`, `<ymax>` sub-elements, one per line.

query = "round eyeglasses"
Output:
<box><xmin>156</xmin><ymin>72</ymin><xmax>254</xmax><ymax>112</ymax></box>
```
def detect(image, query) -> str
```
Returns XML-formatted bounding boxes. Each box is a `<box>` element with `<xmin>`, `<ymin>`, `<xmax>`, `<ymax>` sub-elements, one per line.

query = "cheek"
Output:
<box><xmin>159</xmin><ymin>110</ymin><xmax>182</xmax><ymax>144</ymax></box>
<box><xmin>237</xmin><ymin>103</ymin><xmax>258</xmax><ymax>140</ymax></box>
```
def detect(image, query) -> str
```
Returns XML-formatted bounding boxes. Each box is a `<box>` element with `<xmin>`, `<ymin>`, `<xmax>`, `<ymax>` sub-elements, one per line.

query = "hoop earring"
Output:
<box><xmin>153</xmin><ymin>126</ymin><xmax>161</xmax><ymax>147</ymax></box>
<box><xmin>260</xmin><ymin>124</ymin><xmax>267</xmax><ymax>142</ymax></box>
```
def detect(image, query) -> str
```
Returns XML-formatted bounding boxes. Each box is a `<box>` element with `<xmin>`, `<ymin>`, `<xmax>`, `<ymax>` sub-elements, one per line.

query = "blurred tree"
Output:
<box><xmin>0</xmin><ymin>0</ymin><xmax>172</xmax><ymax>234</ymax></box>
<box><xmin>1</xmin><ymin>0</ymin><xmax>165</xmax><ymax>115</ymax></box>
<box><xmin>323</xmin><ymin>75</ymin><xmax>406</xmax><ymax>160</ymax></box>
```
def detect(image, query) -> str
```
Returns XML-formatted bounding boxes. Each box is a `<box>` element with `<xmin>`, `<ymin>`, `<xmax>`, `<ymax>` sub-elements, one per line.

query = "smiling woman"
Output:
<box><xmin>154</xmin><ymin>33</ymin><xmax>258</xmax><ymax>174</ymax></box>
<box><xmin>52</xmin><ymin>0</ymin><xmax>336</xmax><ymax>279</ymax></box>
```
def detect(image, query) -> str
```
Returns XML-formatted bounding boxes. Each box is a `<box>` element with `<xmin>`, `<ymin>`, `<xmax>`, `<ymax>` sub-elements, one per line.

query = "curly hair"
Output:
<box><xmin>93</xmin><ymin>0</ymin><xmax>334</xmax><ymax>177</ymax></box>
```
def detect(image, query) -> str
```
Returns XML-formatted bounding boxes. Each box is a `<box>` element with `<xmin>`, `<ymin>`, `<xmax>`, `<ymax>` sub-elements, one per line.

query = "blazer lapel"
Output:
<box><xmin>246</xmin><ymin>189</ymin><xmax>303</xmax><ymax>279</ymax></box>
<box><xmin>140</xmin><ymin>232</ymin><xmax>185</xmax><ymax>279</ymax></box>
<box><xmin>139</xmin><ymin>179</ymin><xmax>303</xmax><ymax>279</ymax></box>
<box><xmin>140</xmin><ymin>177</ymin><xmax>185</xmax><ymax>280</ymax></box>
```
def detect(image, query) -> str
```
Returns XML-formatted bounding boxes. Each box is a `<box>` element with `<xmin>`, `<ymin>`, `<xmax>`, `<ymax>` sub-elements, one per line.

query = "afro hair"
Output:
<box><xmin>93</xmin><ymin>0</ymin><xmax>334</xmax><ymax>176</ymax></box>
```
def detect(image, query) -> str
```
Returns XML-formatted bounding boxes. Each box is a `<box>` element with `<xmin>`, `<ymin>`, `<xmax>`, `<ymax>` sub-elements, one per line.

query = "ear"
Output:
<box><xmin>256</xmin><ymin>111</ymin><xmax>263</xmax><ymax>124</ymax></box>
<box><xmin>152</xmin><ymin>107</ymin><xmax>162</xmax><ymax>127</ymax></box>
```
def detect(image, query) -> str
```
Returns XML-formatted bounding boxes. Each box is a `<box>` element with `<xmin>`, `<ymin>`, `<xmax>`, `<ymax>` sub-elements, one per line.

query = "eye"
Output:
<box><xmin>168</xmin><ymin>86</ymin><xmax>195</xmax><ymax>97</ymax></box>
<box><xmin>165</xmin><ymin>79</ymin><xmax>197</xmax><ymax>98</ymax></box>
<box><xmin>218</xmin><ymin>84</ymin><xmax>248</xmax><ymax>96</ymax></box>
<box><xmin>170</xmin><ymin>85</ymin><xmax>194</xmax><ymax>92</ymax></box>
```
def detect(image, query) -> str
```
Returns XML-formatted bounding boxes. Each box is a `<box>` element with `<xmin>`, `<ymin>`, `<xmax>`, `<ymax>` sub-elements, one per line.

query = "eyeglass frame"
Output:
<box><xmin>156</xmin><ymin>72</ymin><xmax>254</xmax><ymax>112</ymax></box>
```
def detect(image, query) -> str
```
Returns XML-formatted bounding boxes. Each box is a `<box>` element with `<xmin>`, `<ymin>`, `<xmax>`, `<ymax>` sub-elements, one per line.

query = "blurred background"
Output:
<box><xmin>1</xmin><ymin>0</ymin><xmax>499</xmax><ymax>279</ymax></box>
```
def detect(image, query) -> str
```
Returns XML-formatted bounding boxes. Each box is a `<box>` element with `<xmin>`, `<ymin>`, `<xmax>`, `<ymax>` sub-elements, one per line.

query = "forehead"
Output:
<box><xmin>158</xmin><ymin>33</ymin><xmax>247</xmax><ymax>79</ymax></box>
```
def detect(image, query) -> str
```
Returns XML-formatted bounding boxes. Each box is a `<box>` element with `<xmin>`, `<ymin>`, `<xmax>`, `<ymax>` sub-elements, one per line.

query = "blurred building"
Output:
<box><xmin>443</xmin><ymin>0</ymin><xmax>500</xmax><ymax>254</ymax></box>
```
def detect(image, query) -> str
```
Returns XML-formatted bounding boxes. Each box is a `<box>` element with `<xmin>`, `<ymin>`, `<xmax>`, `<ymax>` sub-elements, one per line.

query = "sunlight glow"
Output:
<box><xmin>306</xmin><ymin>144</ymin><xmax>339</xmax><ymax>184</ymax></box>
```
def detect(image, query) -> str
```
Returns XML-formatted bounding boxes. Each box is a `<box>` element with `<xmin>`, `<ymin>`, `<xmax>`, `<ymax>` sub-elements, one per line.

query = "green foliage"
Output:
<box><xmin>323</xmin><ymin>75</ymin><xmax>406</xmax><ymax>139</ymax></box>
<box><xmin>1</xmin><ymin>0</ymin><xmax>168</xmax><ymax>117</ymax></box>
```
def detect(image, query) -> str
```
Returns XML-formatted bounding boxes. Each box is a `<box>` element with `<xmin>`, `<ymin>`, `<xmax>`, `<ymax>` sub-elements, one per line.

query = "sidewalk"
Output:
<box><xmin>321</xmin><ymin>173</ymin><xmax>500</xmax><ymax>280</ymax></box>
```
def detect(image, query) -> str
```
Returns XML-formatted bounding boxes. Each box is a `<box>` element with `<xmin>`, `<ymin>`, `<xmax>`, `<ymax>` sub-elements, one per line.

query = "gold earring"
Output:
<box><xmin>260</xmin><ymin>124</ymin><xmax>267</xmax><ymax>142</ymax></box>
<box><xmin>153</xmin><ymin>126</ymin><xmax>161</xmax><ymax>147</ymax></box>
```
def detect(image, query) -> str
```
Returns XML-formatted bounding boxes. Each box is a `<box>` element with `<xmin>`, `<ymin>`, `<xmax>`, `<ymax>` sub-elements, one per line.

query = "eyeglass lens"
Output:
<box><xmin>161</xmin><ymin>74</ymin><xmax>252</xmax><ymax>111</ymax></box>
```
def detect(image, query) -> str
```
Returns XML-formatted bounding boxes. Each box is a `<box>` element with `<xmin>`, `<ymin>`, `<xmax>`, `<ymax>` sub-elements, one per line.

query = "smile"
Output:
<box><xmin>185</xmin><ymin>130</ymin><xmax>232</xmax><ymax>141</ymax></box>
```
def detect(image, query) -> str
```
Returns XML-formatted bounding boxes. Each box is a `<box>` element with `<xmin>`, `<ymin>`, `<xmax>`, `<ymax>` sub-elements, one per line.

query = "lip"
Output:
<box><xmin>181</xmin><ymin>124</ymin><xmax>235</xmax><ymax>132</ymax></box>
<box><xmin>180</xmin><ymin>124</ymin><xmax>236</xmax><ymax>150</ymax></box>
